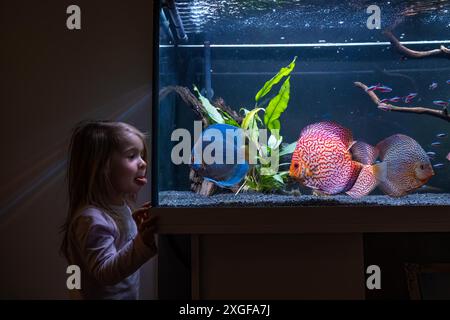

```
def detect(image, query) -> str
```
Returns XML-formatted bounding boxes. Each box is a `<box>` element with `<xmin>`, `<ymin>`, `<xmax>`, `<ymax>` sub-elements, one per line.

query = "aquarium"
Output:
<box><xmin>153</xmin><ymin>0</ymin><xmax>450</xmax><ymax>208</ymax></box>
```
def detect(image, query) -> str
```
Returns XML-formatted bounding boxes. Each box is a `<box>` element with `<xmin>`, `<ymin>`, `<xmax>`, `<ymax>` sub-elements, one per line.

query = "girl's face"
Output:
<box><xmin>109</xmin><ymin>132</ymin><xmax>147</xmax><ymax>204</ymax></box>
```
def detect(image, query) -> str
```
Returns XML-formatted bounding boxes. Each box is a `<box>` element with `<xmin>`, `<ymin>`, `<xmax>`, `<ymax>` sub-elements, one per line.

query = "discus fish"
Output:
<box><xmin>416</xmin><ymin>184</ymin><xmax>442</xmax><ymax>193</ymax></box>
<box><xmin>191</xmin><ymin>124</ymin><xmax>249</xmax><ymax>188</ymax></box>
<box><xmin>447</xmin><ymin>152</ymin><xmax>450</xmax><ymax>161</ymax></box>
<box><xmin>375</xmin><ymin>134</ymin><xmax>434</xmax><ymax>197</ymax></box>
<box><xmin>289</xmin><ymin>121</ymin><xmax>434</xmax><ymax>198</ymax></box>
<box><xmin>289</xmin><ymin>121</ymin><xmax>379</xmax><ymax>198</ymax></box>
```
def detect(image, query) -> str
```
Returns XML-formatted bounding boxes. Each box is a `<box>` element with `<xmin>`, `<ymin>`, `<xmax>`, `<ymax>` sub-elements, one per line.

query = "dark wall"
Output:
<box><xmin>0</xmin><ymin>0</ymin><xmax>156</xmax><ymax>298</ymax></box>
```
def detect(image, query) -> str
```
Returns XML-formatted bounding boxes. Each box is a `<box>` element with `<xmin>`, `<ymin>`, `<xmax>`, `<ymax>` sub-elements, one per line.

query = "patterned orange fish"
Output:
<box><xmin>289</xmin><ymin>121</ymin><xmax>434</xmax><ymax>198</ymax></box>
<box><xmin>289</xmin><ymin>121</ymin><xmax>378</xmax><ymax>197</ymax></box>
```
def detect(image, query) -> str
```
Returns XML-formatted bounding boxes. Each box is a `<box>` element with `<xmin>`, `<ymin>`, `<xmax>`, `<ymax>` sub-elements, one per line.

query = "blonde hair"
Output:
<box><xmin>60</xmin><ymin>120</ymin><xmax>148</xmax><ymax>259</ymax></box>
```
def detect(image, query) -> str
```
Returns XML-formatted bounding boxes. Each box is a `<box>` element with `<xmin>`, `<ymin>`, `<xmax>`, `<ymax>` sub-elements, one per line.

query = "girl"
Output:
<box><xmin>60</xmin><ymin>120</ymin><xmax>158</xmax><ymax>299</ymax></box>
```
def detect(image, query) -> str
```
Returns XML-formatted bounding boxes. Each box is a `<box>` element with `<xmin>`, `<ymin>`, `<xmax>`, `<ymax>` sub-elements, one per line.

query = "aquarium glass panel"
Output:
<box><xmin>156</xmin><ymin>0</ymin><xmax>450</xmax><ymax>207</ymax></box>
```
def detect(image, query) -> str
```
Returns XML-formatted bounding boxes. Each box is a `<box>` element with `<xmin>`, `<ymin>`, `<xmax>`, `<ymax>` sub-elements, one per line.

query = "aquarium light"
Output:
<box><xmin>160</xmin><ymin>40</ymin><xmax>450</xmax><ymax>48</ymax></box>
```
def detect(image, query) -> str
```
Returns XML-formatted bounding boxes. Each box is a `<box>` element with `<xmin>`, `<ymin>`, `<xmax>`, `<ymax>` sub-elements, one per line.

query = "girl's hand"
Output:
<box><xmin>139</xmin><ymin>214</ymin><xmax>158</xmax><ymax>248</ymax></box>
<box><xmin>132</xmin><ymin>201</ymin><xmax>151</xmax><ymax>225</ymax></box>
<box><xmin>132</xmin><ymin>202</ymin><xmax>158</xmax><ymax>248</ymax></box>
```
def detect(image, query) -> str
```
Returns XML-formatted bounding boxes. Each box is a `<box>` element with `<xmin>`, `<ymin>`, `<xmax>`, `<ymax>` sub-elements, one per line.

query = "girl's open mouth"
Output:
<box><xmin>135</xmin><ymin>177</ymin><xmax>147</xmax><ymax>185</ymax></box>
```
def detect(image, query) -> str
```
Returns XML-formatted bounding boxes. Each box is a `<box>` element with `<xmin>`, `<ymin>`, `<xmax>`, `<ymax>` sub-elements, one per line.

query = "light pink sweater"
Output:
<box><xmin>66</xmin><ymin>203</ymin><xmax>156</xmax><ymax>299</ymax></box>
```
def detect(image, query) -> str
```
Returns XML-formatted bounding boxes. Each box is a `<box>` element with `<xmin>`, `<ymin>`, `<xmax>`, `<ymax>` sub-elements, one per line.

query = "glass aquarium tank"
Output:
<box><xmin>153</xmin><ymin>0</ymin><xmax>450</xmax><ymax>208</ymax></box>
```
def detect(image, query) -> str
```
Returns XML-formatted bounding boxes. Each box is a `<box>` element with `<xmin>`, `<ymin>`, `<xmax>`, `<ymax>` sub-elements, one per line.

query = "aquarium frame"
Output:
<box><xmin>151</xmin><ymin>1</ymin><xmax>450</xmax><ymax>214</ymax></box>
<box><xmin>151</xmin><ymin>0</ymin><xmax>161</xmax><ymax>206</ymax></box>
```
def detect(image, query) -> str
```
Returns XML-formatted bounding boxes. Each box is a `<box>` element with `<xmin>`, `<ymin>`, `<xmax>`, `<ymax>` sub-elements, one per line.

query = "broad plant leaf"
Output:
<box><xmin>279</xmin><ymin>142</ymin><xmax>297</xmax><ymax>156</ymax></box>
<box><xmin>255</xmin><ymin>56</ymin><xmax>297</xmax><ymax>103</ymax></box>
<box><xmin>193</xmin><ymin>85</ymin><xmax>225</xmax><ymax>124</ymax></box>
<box><xmin>264</xmin><ymin>77</ymin><xmax>290</xmax><ymax>133</ymax></box>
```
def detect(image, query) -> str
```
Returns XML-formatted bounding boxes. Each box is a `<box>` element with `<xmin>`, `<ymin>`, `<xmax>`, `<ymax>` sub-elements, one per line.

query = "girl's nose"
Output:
<box><xmin>139</xmin><ymin>158</ymin><xmax>147</xmax><ymax>169</ymax></box>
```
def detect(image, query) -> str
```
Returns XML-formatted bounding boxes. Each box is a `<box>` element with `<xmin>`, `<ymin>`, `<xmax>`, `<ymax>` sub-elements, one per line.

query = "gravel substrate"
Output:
<box><xmin>159</xmin><ymin>191</ymin><xmax>450</xmax><ymax>207</ymax></box>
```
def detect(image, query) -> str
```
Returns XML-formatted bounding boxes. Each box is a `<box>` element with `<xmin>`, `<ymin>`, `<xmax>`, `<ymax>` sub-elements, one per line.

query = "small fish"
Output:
<box><xmin>365</xmin><ymin>85</ymin><xmax>379</xmax><ymax>92</ymax></box>
<box><xmin>426</xmin><ymin>151</ymin><xmax>436</xmax><ymax>158</ymax></box>
<box><xmin>404</xmin><ymin>93</ymin><xmax>417</xmax><ymax>103</ymax></box>
<box><xmin>377</xmin><ymin>85</ymin><xmax>393</xmax><ymax>93</ymax></box>
<box><xmin>433</xmin><ymin>100</ymin><xmax>449</xmax><ymax>108</ymax></box>
<box><xmin>191</xmin><ymin>124</ymin><xmax>249</xmax><ymax>188</ymax></box>
<box><xmin>431</xmin><ymin>141</ymin><xmax>442</xmax><ymax>147</ymax></box>
<box><xmin>429</xmin><ymin>82</ymin><xmax>438</xmax><ymax>90</ymax></box>
<box><xmin>388</xmin><ymin>96</ymin><xmax>402</xmax><ymax>103</ymax></box>
<box><xmin>365</xmin><ymin>84</ymin><xmax>392</xmax><ymax>93</ymax></box>
<box><xmin>379</xmin><ymin>98</ymin><xmax>390</xmax><ymax>103</ymax></box>
<box><xmin>436</xmin><ymin>133</ymin><xmax>448</xmax><ymax>138</ymax></box>
<box><xmin>432</xmin><ymin>163</ymin><xmax>445</xmax><ymax>169</ymax></box>
<box><xmin>377</xmin><ymin>103</ymin><xmax>390</xmax><ymax>111</ymax></box>
<box><xmin>447</xmin><ymin>80</ymin><xmax>450</xmax><ymax>85</ymax></box>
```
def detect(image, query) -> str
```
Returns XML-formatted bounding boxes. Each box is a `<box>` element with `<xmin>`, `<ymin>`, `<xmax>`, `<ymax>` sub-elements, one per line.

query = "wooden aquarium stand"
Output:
<box><xmin>155</xmin><ymin>205</ymin><xmax>450</xmax><ymax>299</ymax></box>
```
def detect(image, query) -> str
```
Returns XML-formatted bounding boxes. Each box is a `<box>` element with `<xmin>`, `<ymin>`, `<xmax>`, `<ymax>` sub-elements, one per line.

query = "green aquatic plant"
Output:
<box><xmin>193</xmin><ymin>57</ymin><xmax>298</xmax><ymax>193</ymax></box>
<box><xmin>193</xmin><ymin>85</ymin><xmax>240</xmax><ymax>126</ymax></box>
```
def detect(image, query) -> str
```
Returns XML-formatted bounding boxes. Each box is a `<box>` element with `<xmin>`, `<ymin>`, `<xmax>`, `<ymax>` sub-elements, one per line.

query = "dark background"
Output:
<box><xmin>0</xmin><ymin>0</ymin><xmax>156</xmax><ymax>299</ymax></box>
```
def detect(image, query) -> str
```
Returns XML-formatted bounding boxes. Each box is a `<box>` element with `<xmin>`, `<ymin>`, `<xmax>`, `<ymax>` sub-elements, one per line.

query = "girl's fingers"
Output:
<box><xmin>141</xmin><ymin>215</ymin><xmax>159</xmax><ymax>229</ymax></box>
<box><xmin>132</xmin><ymin>207</ymin><xmax>150</xmax><ymax>219</ymax></box>
<box><xmin>142</xmin><ymin>201</ymin><xmax>152</xmax><ymax>208</ymax></box>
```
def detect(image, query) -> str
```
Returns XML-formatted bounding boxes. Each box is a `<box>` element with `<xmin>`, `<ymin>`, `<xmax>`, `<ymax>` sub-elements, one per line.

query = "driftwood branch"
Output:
<box><xmin>159</xmin><ymin>85</ymin><xmax>209</xmax><ymax>126</ymax></box>
<box><xmin>354</xmin><ymin>82</ymin><xmax>450</xmax><ymax>122</ymax></box>
<box><xmin>213</xmin><ymin>97</ymin><xmax>243</xmax><ymax>124</ymax></box>
<box><xmin>159</xmin><ymin>85</ymin><xmax>243</xmax><ymax>125</ymax></box>
<box><xmin>383</xmin><ymin>30</ymin><xmax>450</xmax><ymax>58</ymax></box>
<box><xmin>159</xmin><ymin>85</ymin><xmax>243</xmax><ymax>196</ymax></box>
<box><xmin>189</xmin><ymin>169</ymin><xmax>216</xmax><ymax>196</ymax></box>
